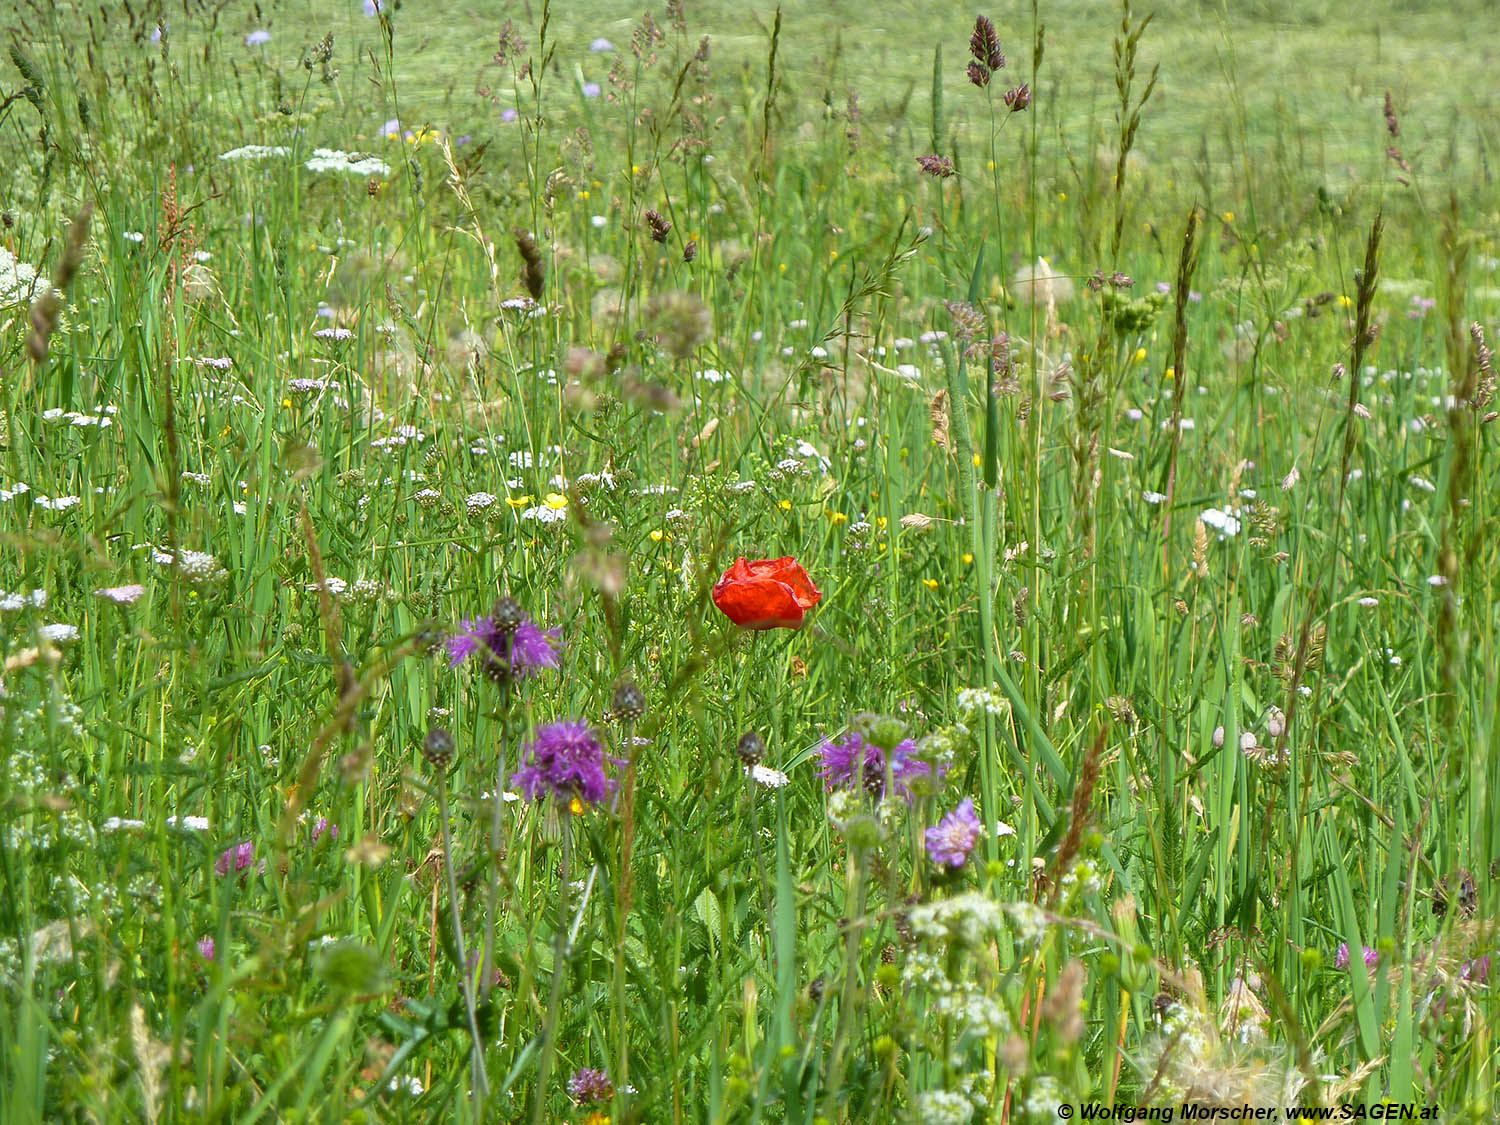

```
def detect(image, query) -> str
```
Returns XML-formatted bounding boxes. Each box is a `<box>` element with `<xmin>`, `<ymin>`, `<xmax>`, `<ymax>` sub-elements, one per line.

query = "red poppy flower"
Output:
<box><xmin>711</xmin><ymin>556</ymin><xmax>822</xmax><ymax>630</ymax></box>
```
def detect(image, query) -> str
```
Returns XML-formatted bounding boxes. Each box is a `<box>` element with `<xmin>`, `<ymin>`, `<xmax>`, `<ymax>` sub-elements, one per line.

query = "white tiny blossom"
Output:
<box><xmin>314</xmin><ymin>327</ymin><xmax>353</xmax><ymax>341</ymax></box>
<box><xmin>167</xmin><ymin>816</ymin><xmax>211</xmax><ymax>831</ymax></box>
<box><xmin>748</xmin><ymin>765</ymin><xmax>790</xmax><ymax>788</ymax></box>
<box><xmin>1427</xmin><ymin>574</ymin><xmax>1448</xmax><ymax>587</ymax></box>
<box><xmin>38</xmin><ymin>624</ymin><xmax>79</xmax><ymax>643</ymax></box>
<box><xmin>1142</xmin><ymin>490</ymin><xmax>1167</xmax><ymax>504</ymax></box>
<box><xmin>95</xmin><ymin>584</ymin><xmax>146</xmax><ymax>604</ymax></box>
<box><xmin>1280</xmin><ymin>466</ymin><xmax>1300</xmax><ymax>490</ymax></box>
<box><xmin>102</xmin><ymin>817</ymin><xmax>146</xmax><ymax>832</ymax></box>
<box><xmin>1358</xmin><ymin>596</ymin><xmax>1379</xmax><ymax>608</ymax></box>
<box><xmin>520</xmin><ymin>505</ymin><xmax>568</xmax><ymax>524</ymax></box>
<box><xmin>465</xmin><ymin>492</ymin><xmax>496</xmax><ymax>515</ymax></box>
<box><xmin>1199</xmin><ymin>508</ymin><xmax>1241</xmax><ymax>537</ymax></box>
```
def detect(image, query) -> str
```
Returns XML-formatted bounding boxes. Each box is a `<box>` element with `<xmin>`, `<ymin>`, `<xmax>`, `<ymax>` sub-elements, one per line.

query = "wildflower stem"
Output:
<box><xmin>820</xmin><ymin>843</ymin><xmax>870</xmax><ymax>1118</ymax></box>
<box><xmin>532</xmin><ymin>807</ymin><xmax>572</xmax><ymax>1125</ymax></box>
<box><xmin>437</xmin><ymin>769</ymin><xmax>489</xmax><ymax>1100</ymax></box>
<box><xmin>613</xmin><ymin>718</ymin><xmax>637</xmax><ymax>1110</ymax></box>
<box><xmin>481</xmin><ymin>676</ymin><xmax>512</xmax><ymax>1005</ymax></box>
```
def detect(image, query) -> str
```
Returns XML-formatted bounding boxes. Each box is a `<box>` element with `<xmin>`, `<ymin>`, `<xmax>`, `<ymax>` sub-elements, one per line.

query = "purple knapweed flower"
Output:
<box><xmin>382</xmin><ymin>118</ymin><xmax>401</xmax><ymax>139</ymax></box>
<box><xmin>512</xmin><ymin>721</ymin><xmax>622</xmax><ymax>805</ymax></box>
<box><xmin>925</xmin><ymin>798</ymin><xmax>983</xmax><ymax>868</ymax></box>
<box><xmin>567</xmin><ymin>1066</ymin><xmax>614</xmax><ymax>1104</ymax></box>
<box><xmin>817</xmin><ymin>731</ymin><xmax>937</xmax><ymax>802</ymax></box>
<box><xmin>245</xmin><ymin>29</ymin><xmax>271</xmax><ymax>46</ymax></box>
<box><xmin>446</xmin><ymin>610</ymin><xmax>560</xmax><ymax>681</ymax></box>
<box><xmin>501</xmin><ymin>108</ymin><xmax>519</xmax><ymax>123</ymax></box>
<box><xmin>197</xmin><ymin>936</ymin><xmax>216</xmax><ymax>961</ymax></box>
<box><xmin>582</xmin><ymin>81</ymin><xmax>602</xmax><ymax>98</ymax></box>
<box><xmin>215</xmin><ymin>840</ymin><xmax>258</xmax><ymax>877</ymax></box>
<box><xmin>311</xmin><ymin>817</ymin><xmax>337</xmax><ymax>845</ymax></box>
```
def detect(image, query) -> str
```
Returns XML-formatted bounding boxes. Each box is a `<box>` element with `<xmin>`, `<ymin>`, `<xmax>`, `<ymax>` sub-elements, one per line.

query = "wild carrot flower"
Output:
<box><xmin>817</xmin><ymin>731</ymin><xmax>935</xmax><ymax>802</ymax></box>
<box><xmin>512</xmin><ymin>721</ymin><xmax>622</xmax><ymax>805</ymax></box>
<box><xmin>926</xmin><ymin>798</ymin><xmax>983</xmax><ymax>867</ymax></box>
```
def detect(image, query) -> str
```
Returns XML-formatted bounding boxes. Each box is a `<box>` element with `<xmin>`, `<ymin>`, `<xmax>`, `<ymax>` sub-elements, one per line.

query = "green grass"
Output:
<box><xmin>1</xmin><ymin>0</ymin><xmax>1497</xmax><ymax>1122</ymax></box>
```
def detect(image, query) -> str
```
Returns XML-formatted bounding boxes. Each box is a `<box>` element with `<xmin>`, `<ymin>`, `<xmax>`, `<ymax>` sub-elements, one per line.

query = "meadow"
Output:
<box><xmin>1</xmin><ymin>0</ymin><xmax>1498</xmax><ymax>1121</ymax></box>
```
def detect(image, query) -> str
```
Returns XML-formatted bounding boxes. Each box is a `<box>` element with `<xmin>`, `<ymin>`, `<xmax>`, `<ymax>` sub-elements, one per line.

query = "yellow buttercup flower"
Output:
<box><xmin>506</xmin><ymin>495</ymin><xmax>533</xmax><ymax>509</ymax></box>
<box><xmin>543</xmin><ymin>492</ymin><xmax>568</xmax><ymax>510</ymax></box>
<box><xmin>829</xmin><ymin>511</ymin><xmax>848</xmax><ymax>524</ymax></box>
<box><xmin>778</xmin><ymin>499</ymin><xmax>792</xmax><ymax>512</ymax></box>
<box><xmin>922</xmin><ymin>578</ymin><xmax>939</xmax><ymax>591</ymax></box>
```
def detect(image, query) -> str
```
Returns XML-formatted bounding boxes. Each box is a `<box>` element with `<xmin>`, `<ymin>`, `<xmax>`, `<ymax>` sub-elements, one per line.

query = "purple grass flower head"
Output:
<box><xmin>311</xmin><ymin>817</ymin><xmax>337</xmax><ymax>845</ymax></box>
<box><xmin>215</xmin><ymin>840</ymin><xmax>260</xmax><ymax>877</ymax></box>
<box><xmin>245</xmin><ymin>29</ymin><xmax>271</xmax><ymax>46</ymax></box>
<box><xmin>1363</xmin><ymin>946</ymin><xmax>1380</xmax><ymax>970</ymax></box>
<box><xmin>817</xmin><ymin>731</ymin><xmax>935</xmax><ymax>802</ymax></box>
<box><xmin>916</xmin><ymin>153</ymin><xmax>955</xmax><ymax>179</ymax></box>
<box><xmin>568</xmin><ymin>1066</ymin><xmax>614</xmax><ymax>1104</ymax></box>
<box><xmin>197</xmin><ymin>936</ymin><xmax>216</xmax><ymax>961</ymax></box>
<box><xmin>447</xmin><ymin>604</ymin><xmax>560</xmax><ymax>684</ymax></box>
<box><xmin>1334</xmin><ymin>942</ymin><xmax>1349</xmax><ymax>970</ymax></box>
<box><xmin>926</xmin><ymin>798</ymin><xmax>984</xmax><ymax>868</ymax></box>
<box><xmin>512</xmin><ymin>721</ymin><xmax>622</xmax><ymax>805</ymax></box>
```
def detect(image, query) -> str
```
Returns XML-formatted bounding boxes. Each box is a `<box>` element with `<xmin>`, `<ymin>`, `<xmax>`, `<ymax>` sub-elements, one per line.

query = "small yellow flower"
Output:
<box><xmin>1338</xmin><ymin>295</ymin><xmax>1353</xmax><ymax>309</ymax></box>
<box><xmin>506</xmin><ymin>495</ymin><xmax>534</xmax><ymax>509</ymax></box>
<box><xmin>922</xmin><ymin>578</ymin><xmax>939</xmax><ymax>592</ymax></box>
<box><xmin>649</xmin><ymin>529</ymin><xmax>664</xmax><ymax>542</ymax></box>
<box><xmin>1165</xmin><ymin>366</ymin><xmax>1175</xmax><ymax>380</ymax></box>
<box><xmin>569</xmin><ymin>796</ymin><xmax>585</xmax><ymax>816</ymax></box>
<box><xmin>1221</xmin><ymin>210</ymin><xmax>1234</xmax><ymax>223</ymax></box>
<box><xmin>592</xmin><ymin>179</ymin><xmax>603</xmax><ymax>189</ymax></box>
<box><xmin>1058</xmin><ymin>191</ymin><xmax>1067</xmax><ymax>201</ymax></box>
<box><xmin>830</xmin><ymin>511</ymin><xmax>848</xmax><ymax>524</ymax></box>
<box><xmin>543</xmin><ymin>492</ymin><xmax>568</xmax><ymax>510</ymax></box>
<box><xmin>779</xmin><ymin>263</ymin><xmax>787</xmax><ymax>273</ymax></box>
<box><xmin>631</xmin><ymin>164</ymin><xmax>643</xmax><ymax>175</ymax></box>
<box><xmin>875</xmin><ymin>516</ymin><xmax>888</xmax><ymax>530</ymax></box>
<box><xmin>972</xmin><ymin>453</ymin><xmax>982</xmax><ymax>467</ymax></box>
<box><xmin>584</xmin><ymin>1114</ymin><xmax>610</xmax><ymax>1125</ymax></box>
<box><xmin>987</xmin><ymin>160</ymin><xmax>997</xmax><ymax>172</ymax></box>
<box><xmin>281</xmin><ymin>397</ymin><xmax>292</xmax><ymax>409</ymax></box>
<box><xmin>778</xmin><ymin>499</ymin><xmax>792</xmax><ymax>512</ymax></box>
<box><xmin>1134</xmin><ymin>347</ymin><xmax>1147</xmax><ymax>362</ymax></box>
<box><xmin>579</xmin><ymin>189</ymin><xmax>591</xmax><ymax>200</ymax></box>
<box><xmin>962</xmin><ymin>553</ymin><xmax>973</xmax><ymax>565</ymax></box>
<box><xmin>829</xmin><ymin>249</ymin><xmax>838</xmax><ymax>260</ymax></box>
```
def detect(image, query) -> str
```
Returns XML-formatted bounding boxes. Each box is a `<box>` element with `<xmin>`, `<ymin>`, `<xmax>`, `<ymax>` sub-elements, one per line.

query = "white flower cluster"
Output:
<box><xmin>908</xmin><ymin>893</ymin><xmax>1006</xmax><ymax>951</ymax></box>
<box><xmin>955</xmin><ymin>685</ymin><xmax>1009</xmax><ymax>724</ymax></box>
<box><xmin>173</xmin><ymin>550</ymin><xmax>228</xmax><ymax>583</ymax></box>
<box><xmin>303</xmin><ymin>149</ymin><xmax>390</xmax><ymax>176</ymax></box>
<box><xmin>0</xmin><ymin>589</ymin><xmax>48</xmax><ymax>612</ymax></box>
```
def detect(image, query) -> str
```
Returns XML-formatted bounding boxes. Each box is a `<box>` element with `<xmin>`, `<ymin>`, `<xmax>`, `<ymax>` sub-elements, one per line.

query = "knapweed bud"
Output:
<box><xmin>422</xmin><ymin>727</ymin><xmax>455</xmax><ymax>770</ymax></box>
<box><xmin>491</xmin><ymin>595</ymin><xmax>524</xmax><ymax>635</ymax></box>
<box><xmin>737</xmin><ymin>730</ymin><xmax>765</xmax><ymax>766</ymax></box>
<box><xmin>612</xmin><ymin>679</ymin><xmax>646</xmax><ymax>722</ymax></box>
